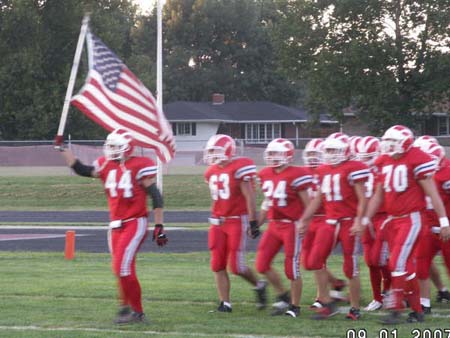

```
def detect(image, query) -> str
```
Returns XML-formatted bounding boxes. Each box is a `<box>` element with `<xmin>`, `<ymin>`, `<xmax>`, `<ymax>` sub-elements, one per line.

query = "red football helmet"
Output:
<box><xmin>322</xmin><ymin>132</ymin><xmax>349</xmax><ymax>165</ymax></box>
<box><xmin>417</xmin><ymin>139</ymin><xmax>445</xmax><ymax>167</ymax></box>
<box><xmin>380</xmin><ymin>125</ymin><xmax>414</xmax><ymax>156</ymax></box>
<box><xmin>303</xmin><ymin>138</ymin><xmax>324</xmax><ymax>167</ymax></box>
<box><xmin>356</xmin><ymin>136</ymin><xmax>380</xmax><ymax>166</ymax></box>
<box><xmin>264</xmin><ymin>138</ymin><xmax>294</xmax><ymax>167</ymax></box>
<box><xmin>348</xmin><ymin>136</ymin><xmax>362</xmax><ymax>159</ymax></box>
<box><xmin>203</xmin><ymin>134</ymin><xmax>236</xmax><ymax>165</ymax></box>
<box><xmin>103</xmin><ymin>129</ymin><xmax>135</xmax><ymax>161</ymax></box>
<box><xmin>413</xmin><ymin>135</ymin><xmax>439</xmax><ymax>149</ymax></box>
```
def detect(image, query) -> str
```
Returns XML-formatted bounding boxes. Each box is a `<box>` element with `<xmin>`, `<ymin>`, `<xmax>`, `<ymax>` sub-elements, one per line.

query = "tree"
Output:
<box><xmin>161</xmin><ymin>0</ymin><xmax>297</xmax><ymax>105</ymax></box>
<box><xmin>0</xmin><ymin>0</ymin><xmax>142</xmax><ymax>140</ymax></box>
<box><xmin>274</xmin><ymin>0</ymin><xmax>450</xmax><ymax>134</ymax></box>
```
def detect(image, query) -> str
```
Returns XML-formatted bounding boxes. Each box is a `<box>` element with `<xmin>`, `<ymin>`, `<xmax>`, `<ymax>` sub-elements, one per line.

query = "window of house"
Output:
<box><xmin>245</xmin><ymin>123</ymin><xmax>281</xmax><ymax>143</ymax></box>
<box><xmin>438</xmin><ymin>116</ymin><xmax>449</xmax><ymax>136</ymax></box>
<box><xmin>172</xmin><ymin>122</ymin><xmax>196</xmax><ymax>136</ymax></box>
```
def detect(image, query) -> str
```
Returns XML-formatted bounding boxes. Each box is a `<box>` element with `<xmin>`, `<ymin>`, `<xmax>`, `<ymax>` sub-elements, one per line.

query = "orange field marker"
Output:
<box><xmin>65</xmin><ymin>230</ymin><xmax>76</xmax><ymax>260</ymax></box>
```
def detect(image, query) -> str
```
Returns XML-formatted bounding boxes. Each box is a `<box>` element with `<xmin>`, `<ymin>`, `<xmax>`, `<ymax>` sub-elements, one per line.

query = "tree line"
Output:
<box><xmin>0</xmin><ymin>0</ymin><xmax>448</xmax><ymax>140</ymax></box>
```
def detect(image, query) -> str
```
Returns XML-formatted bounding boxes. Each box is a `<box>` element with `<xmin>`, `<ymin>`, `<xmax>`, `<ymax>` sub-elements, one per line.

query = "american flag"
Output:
<box><xmin>71</xmin><ymin>31</ymin><xmax>175</xmax><ymax>163</ymax></box>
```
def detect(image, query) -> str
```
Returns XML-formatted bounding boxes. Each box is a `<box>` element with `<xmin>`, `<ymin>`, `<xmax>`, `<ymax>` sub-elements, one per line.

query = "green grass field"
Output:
<box><xmin>0</xmin><ymin>175</ymin><xmax>265</xmax><ymax>211</ymax></box>
<box><xmin>0</xmin><ymin>175</ymin><xmax>449</xmax><ymax>337</ymax></box>
<box><xmin>1</xmin><ymin>252</ymin><xmax>449</xmax><ymax>338</ymax></box>
<box><xmin>0</xmin><ymin>175</ymin><xmax>211</xmax><ymax>211</ymax></box>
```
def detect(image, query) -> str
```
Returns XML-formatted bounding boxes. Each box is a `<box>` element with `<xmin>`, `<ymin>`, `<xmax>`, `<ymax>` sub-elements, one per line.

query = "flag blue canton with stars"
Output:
<box><xmin>91</xmin><ymin>34</ymin><xmax>124</xmax><ymax>91</ymax></box>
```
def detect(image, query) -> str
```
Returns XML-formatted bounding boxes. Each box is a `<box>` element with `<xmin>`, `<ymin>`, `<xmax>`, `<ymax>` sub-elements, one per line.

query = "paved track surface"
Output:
<box><xmin>0</xmin><ymin>211</ymin><xmax>344</xmax><ymax>255</ymax></box>
<box><xmin>0</xmin><ymin>210</ymin><xmax>209</xmax><ymax>223</ymax></box>
<box><xmin>0</xmin><ymin>211</ymin><xmax>261</xmax><ymax>253</ymax></box>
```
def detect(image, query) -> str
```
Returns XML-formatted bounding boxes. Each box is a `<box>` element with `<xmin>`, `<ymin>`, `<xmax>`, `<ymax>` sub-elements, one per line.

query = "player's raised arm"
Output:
<box><xmin>58</xmin><ymin>147</ymin><xmax>97</xmax><ymax>178</ymax></box>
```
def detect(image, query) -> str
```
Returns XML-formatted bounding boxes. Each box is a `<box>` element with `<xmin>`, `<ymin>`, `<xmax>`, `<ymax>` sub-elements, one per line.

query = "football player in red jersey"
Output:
<box><xmin>256</xmin><ymin>138</ymin><xmax>312</xmax><ymax>317</ymax></box>
<box><xmin>364</xmin><ymin>125</ymin><xmax>450</xmax><ymax>324</ymax></box>
<box><xmin>413</xmin><ymin>140</ymin><xmax>450</xmax><ymax>313</ymax></box>
<box><xmin>58</xmin><ymin>129</ymin><xmax>167</xmax><ymax>324</ymax></box>
<box><xmin>298</xmin><ymin>132</ymin><xmax>370</xmax><ymax>320</ymax></box>
<box><xmin>301</xmin><ymin>139</ymin><xmax>348</xmax><ymax>309</ymax></box>
<box><xmin>356</xmin><ymin>136</ymin><xmax>391</xmax><ymax>311</ymax></box>
<box><xmin>203</xmin><ymin>134</ymin><xmax>266</xmax><ymax>313</ymax></box>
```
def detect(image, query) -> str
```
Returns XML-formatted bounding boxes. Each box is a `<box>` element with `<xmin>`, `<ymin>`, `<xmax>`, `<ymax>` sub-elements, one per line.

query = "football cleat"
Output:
<box><xmin>114</xmin><ymin>311</ymin><xmax>148</xmax><ymax>325</ymax></box>
<box><xmin>436</xmin><ymin>290</ymin><xmax>450</xmax><ymax>303</ymax></box>
<box><xmin>421</xmin><ymin>305</ymin><xmax>431</xmax><ymax>315</ymax></box>
<box><xmin>310</xmin><ymin>299</ymin><xmax>324</xmax><ymax>309</ymax></box>
<box><xmin>285</xmin><ymin>304</ymin><xmax>300</xmax><ymax>318</ymax></box>
<box><xmin>254</xmin><ymin>280</ymin><xmax>268</xmax><ymax>310</ymax></box>
<box><xmin>217</xmin><ymin>301</ymin><xmax>232</xmax><ymax>313</ymax></box>
<box><xmin>364</xmin><ymin>300</ymin><xmax>383</xmax><ymax>311</ymax></box>
<box><xmin>406</xmin><ymin>311</ymin><xmax>425</xmax><ymax>323</ymax></box>
<box><xmin>271</xmin><ymin>292</ymin><xmax>290</xmax><ymax>316</ymax></box>
<box><xmin>346</xmin><ymin>307</ymin><xmax>361</xmax><ymax>320</ymax></box>
<box><xmin>117</xmin><ymin>305</ymin><xmax>131</xmax><ymax>316</ymax></box>
<box><xmin>311</xmin><ymin>301</ymin><xmax>339</xmax><ymax>320</ymax></box>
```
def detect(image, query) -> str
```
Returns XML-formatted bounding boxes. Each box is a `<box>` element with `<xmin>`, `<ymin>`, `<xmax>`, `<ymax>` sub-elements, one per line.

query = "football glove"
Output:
<box><xmin>249</xmin><ymin>220</ymin><xmax>260</xmax><ymax>239</ymax></box>
<box><xmin>153</xmin><ymin>224</ymin><xmax>168</xmax><ymax>246</ymax></box>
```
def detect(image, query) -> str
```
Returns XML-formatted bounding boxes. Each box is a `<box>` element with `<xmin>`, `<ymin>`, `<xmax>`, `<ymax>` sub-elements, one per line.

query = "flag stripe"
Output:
<box><xmin>89</xmin><ymin>72</ymin><xmax>159</xmax><ymax>128</ymax></box>
<box><xmin>72</xmin><ymin>80</ymin><xmax>159</xmax><ymax>134</ymax></box>
<box><xmin>71</xmin><ymin>94</ymin><xmax>172</xmax><ymax>159</ymax></box>
<box><xmin>70</xmin><ymin>31</ymin><xmax>175</xmax><ymax>163</ymax></box>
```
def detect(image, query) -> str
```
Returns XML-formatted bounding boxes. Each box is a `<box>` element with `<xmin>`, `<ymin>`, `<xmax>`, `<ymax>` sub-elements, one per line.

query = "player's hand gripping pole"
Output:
<box><xmin>55</xmin><ymin>15</ymin><xmax>90</xmax><ymax>147</ymax></box>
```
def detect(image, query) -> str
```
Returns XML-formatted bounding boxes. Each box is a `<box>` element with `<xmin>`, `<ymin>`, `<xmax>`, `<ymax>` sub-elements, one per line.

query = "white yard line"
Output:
<box><xmin>0</xmin><ymin>326</ymin><xmax>315</xmax><ymax>338</ymax></box>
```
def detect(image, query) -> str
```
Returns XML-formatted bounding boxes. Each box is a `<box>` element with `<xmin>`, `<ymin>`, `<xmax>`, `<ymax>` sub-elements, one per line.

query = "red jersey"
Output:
<box><xmin>374</xmin><ymin>147</ymin><xmax>436</xmax><ymax>216</ymax></box>
<box><xmin>424</xmin><ymin>158</ymin><xmax>450</xmax><ymax>226</ymax></box>
<box><xmin>204</xmin><ymin>157</ymin><xmax>256</xmax><ymax>217</ymax></box>
<box><xmin>366</xmin><ymin>167</ymin><xmax>386</xmax><ymax>214</ymax></box>
<box><xmin>316</xmin><ymin>160</ymin><xmax>370</xmax><ymax>219</ymax></box>
<box><xmin>306</xmin><ymin>167</ymin><xmax>326</xmax><ymax>215</ymax></box>
<box><xmin>258</xmin><ymin>165</ymin><xmax>313</xmax><ymax>221</ymax></box>
<box><xmin>93</xmin><ymin>156</ymin><xmax>157</xmax><ymax>221</ymax></box>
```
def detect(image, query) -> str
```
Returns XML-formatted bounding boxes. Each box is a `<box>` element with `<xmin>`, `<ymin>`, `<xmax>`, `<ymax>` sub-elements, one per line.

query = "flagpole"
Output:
<box><xmin>156</xmin><ymin>0</ymin><xmax>164</xmax><ymax>192</ymax></box>
<box><xmin>55</xmin><ymin>15</ymin><xmax>90</xmax><ymax>146</ymax></box>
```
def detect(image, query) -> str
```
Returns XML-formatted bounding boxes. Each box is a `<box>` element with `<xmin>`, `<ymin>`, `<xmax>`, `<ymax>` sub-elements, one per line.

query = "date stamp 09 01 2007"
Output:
<box><xmin>346</xmin><ymin>328</ymin><xmax>450</xmax><ymax>338</ymax></box>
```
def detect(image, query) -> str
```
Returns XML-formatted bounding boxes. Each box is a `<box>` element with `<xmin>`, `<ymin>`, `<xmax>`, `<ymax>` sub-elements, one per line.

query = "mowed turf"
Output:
<box><xmin>1</xmin><ymin>175</ymin><xmax>450</xmax><ymax>337</ymax></box>
<box><xmin>0</xmin><ymin>175</ymin><xmax>265</xmax><ymax>211</ymax></box>
<box><xmin>0</xmin><ymin>175</ymin><xmax>212</xmax><ymax>211</ymax></box>
<box><xmin>0</xmin><ymin>252</ymin><xmax>449</xmax><ymax>338</ymax></box>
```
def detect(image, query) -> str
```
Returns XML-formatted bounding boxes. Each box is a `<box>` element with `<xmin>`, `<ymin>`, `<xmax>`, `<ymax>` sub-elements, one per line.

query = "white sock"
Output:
<box><xmin>223</xmin><ymin>301</ymin><xmax>231</xmax><ymax>308</ymax></box>
<box><xmin>440</xmin><ymin>288</ymin><xmax>448</xmax><ymax>292</ymax></box>
<box><xmin>420</xmin><ymin>298</ymin><xmax>430</xmax><ymax>307</ymax></box>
